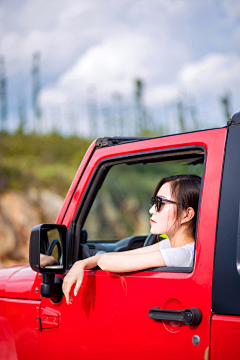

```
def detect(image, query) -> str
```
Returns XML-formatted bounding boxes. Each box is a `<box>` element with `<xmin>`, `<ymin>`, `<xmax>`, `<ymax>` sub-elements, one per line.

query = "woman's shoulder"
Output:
<box><xmin>181</xmin><ymin>242</ymin><xmax>195</xmax><ymax>250</ymax></box>
<box><xmin>158</xmin><ymin>238</ymin><xmax>171</xmax><ymax>250</ymax></box>
<box><xmin>160</xmin><ymin>241</ymin><xmax>195</xmax><ymax>267</ymax></box>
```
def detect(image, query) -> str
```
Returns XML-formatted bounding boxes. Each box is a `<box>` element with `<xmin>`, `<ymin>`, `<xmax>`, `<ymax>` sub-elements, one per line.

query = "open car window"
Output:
<box><xmin>75</xmin><ymin>146</ymin><xmax>204</xmax><ymax>272</ymax></box>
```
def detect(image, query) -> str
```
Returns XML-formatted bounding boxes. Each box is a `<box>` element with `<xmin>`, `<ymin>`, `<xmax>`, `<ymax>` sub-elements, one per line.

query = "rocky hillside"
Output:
<box><xmin>0</xmin><ymin>132</ymin><xmax>91</xmax><ymax>267</ymax></box>
<box><xmin>0</xmin><ymin>189</ymin><xmax>64</xmax><ymax>266</ymax></box>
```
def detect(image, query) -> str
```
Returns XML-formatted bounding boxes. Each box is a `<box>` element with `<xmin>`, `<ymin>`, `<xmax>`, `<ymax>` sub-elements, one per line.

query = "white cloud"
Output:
<box><xmin>17</xmin><ymin>0</ymin><xmax>75</xmax><ymax>31</ymax></box>
<box><xmin>59</xmin><ymin>2</ymin><xmax>93</xmax><ymax>26</ymax></box>
<box><xmin>152</xmin><ymin>0</ymin><xmax>190</xmax><ymax>14</ymax></box>
<box><xmin>0</xmin><ymin>33</ymin><xmax>18</xmax><ymax>60</ymax></box>
<box><xmin>40</xmin><ymin>89</ymin><xmax>68</xmax><ymax>105</ymax></box>
<box><xmin>0</xmin><ymin>0</ymin><xmax>104</xmax><ymax>77</ymax></box>
<box><xmin>146</xmin><ymin>53</ymin><xmax>240</xmax><ymax>104</ymax></box>
<box><xmin>61</xmin><ymin>35</ymin><xmax>153</xmax><ymax>86</ymax></box>
<box><xmin>146</xmin><ymin>84</ymin><xmax>179</xmax><ymax>104</ymax></box>
<box><xmin>0</xmin><ymin>0</ymin><xmax>192</xmax><ymax>79</ymax></box>
<box><xmin>40</xmin><ymin>32</ymin><xmax>188</xmax><ymax>105</ymax></box>
<box><xmin>179</xmin><ymin>53</ymin><xmax>240</xmax><ymax>92</ymax></box>
<box><xmin>223</xmin><ymin>0</ymin><xmax>240</xmax><ymax>18</ymax></box>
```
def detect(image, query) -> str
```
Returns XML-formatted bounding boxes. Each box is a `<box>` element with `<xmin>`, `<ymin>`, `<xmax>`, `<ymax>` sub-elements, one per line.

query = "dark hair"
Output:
<box><xmin>153</xmin><ymin>174</ymin><xmax>201</xmax><ymax>237</ymax></box>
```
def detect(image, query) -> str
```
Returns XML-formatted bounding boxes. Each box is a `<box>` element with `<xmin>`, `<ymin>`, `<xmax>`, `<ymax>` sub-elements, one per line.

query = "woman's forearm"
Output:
<box><xmin>81</xmin><ymin>243</ymin><xmax>159</xmax><ymax>269</ymax></box>
<box><xmin>98</xmin><ymin>250</ymin><xmax>165</xmax><ymax>272</ymax></box>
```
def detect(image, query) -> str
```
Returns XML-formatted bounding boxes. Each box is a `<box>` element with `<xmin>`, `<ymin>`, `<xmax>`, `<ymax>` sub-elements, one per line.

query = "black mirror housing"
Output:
<box><xmin>29</xmin><ymin>224</ymin><xmax>67</xmax><ymax>274</ymax></box>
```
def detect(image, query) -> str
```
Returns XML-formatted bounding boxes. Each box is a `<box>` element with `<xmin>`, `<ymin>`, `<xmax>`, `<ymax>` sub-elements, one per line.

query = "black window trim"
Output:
<box><xmin>212</xmin><ymin>124</ymin><xmax>240</xmax><ymax>315</ymax></box>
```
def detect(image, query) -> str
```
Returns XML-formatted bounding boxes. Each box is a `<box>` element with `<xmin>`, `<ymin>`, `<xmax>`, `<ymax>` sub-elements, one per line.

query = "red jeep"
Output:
<box><xmin>1</xmin><ymin>113</ymin><xmax>240</xmax><ymax>360</ymax></box>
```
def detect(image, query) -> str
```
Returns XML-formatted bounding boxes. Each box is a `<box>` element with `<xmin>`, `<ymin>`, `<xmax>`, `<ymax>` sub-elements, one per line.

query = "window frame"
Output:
<box><xmin>71</xmin><ymin>144</ymin><xmax>206</xmax><ymax>272</ymax></box>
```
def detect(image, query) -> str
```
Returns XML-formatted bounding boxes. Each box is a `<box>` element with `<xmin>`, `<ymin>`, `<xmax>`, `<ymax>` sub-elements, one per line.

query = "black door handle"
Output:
<box><xmin>148</xmin><ymin>307</ymin><xmax>202</xmax><ymax>326</ymax></box>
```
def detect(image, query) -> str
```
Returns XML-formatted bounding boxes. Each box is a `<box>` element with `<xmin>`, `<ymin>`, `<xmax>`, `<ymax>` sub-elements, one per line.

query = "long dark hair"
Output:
<box><xmin>153</xmin><ymin>174</ymin><xmax>201</xmax><ymax>237</ymax></box>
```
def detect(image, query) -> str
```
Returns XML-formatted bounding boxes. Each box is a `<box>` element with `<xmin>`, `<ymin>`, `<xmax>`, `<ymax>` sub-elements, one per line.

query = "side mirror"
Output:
<box><xmin>29</xmin><ymin>224</ymin><xmax>67</xmax><ymax>303</ymax></box>
<box><xmin>29</xmin><ymin>224</ymin><xmax>67</xmax><ymax>274</ymax></box>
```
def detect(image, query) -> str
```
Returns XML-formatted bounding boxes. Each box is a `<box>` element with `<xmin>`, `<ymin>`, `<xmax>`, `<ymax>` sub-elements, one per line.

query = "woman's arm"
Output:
<box><xmin>40</xmin><ymin>254</ymin><xmax>57</xmax><ymax>267</ymax></box>
<box><xmin>121</xmin><ymin>242</ymin><xmax>160</xmax><ymax>254</ymax></box>
<box><xmin>62</xmin><ymin>243</ymin><xmax>164</xmax><ymax>304</ymax></box>
<box><xmin>98</xmin><ymin>250</ymin><xmax>165</xmax><ymax>272</ymax></box>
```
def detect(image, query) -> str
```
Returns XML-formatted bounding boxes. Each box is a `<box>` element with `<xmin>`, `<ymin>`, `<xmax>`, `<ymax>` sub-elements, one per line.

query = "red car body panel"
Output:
<box><xmin>0</xmin><ymin>265</ymin><xmax>41</xmax><ymax>299</ymax></box>
<box><xmin>0</xmin><ymin>298</ymin><xmax>40</xmax><ymax>360</ymax></box>
<box><xmin>0</xmin><ymin>266</ymin><xmax>24</xmax><ymax>297</ymax></box>
<box><xmin>0</xmin><ymin>266</ymin><xmax>42</xmax><ymax>359</ymax></box>
<box><xmin>210</xmin><ymin>315</ymin><xmax>240</xmax><ymax>359</ymax></box>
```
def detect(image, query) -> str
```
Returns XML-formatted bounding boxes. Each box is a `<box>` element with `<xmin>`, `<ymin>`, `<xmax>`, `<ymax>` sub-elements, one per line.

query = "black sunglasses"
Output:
<box><xmin>150</xmin><ymin>196</ymin><xmax>181</xmax><ymax>212</ymax></box>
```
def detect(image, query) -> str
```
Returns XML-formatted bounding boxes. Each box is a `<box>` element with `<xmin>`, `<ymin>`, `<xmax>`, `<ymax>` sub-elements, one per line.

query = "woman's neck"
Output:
<box><xmin>167</xmin><ymin>227</ymin><xmax>194</xmax><ymax>248</ymax></box>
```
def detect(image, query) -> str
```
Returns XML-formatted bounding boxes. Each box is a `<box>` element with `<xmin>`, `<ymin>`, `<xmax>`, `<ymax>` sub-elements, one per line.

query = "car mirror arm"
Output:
<box><xmin>41</xmin><ymin>274</ymin><xmax>63</xmax><ymax>303</ymax></box>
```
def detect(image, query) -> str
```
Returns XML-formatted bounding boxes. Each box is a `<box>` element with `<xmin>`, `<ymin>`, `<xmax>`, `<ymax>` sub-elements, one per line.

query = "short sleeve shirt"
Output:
<box><xmin>159</xmin><ymin>239</ymin><xmax>195</xmax><ymax>267</ymax></box>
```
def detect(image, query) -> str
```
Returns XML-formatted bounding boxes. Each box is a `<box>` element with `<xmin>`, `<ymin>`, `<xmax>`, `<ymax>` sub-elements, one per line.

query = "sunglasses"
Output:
<box><xmin>150</xmin><ymin>196</ymin><xmax>181</xmax><ymax>212</ymax></box>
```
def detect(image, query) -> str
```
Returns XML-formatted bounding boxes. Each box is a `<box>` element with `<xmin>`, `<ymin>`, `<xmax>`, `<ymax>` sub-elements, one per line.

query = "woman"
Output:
<box><xmin>62</xmin><ymin>174</ymin><xmax>201</xmax><ymax>304</ymax></box>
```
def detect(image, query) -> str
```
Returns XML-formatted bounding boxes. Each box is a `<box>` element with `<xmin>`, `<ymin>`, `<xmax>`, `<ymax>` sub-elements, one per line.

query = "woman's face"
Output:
<box><xmin>149</xmin><ymin>182</ymin><xmax>179</xmax><ymax>236</ymax></box>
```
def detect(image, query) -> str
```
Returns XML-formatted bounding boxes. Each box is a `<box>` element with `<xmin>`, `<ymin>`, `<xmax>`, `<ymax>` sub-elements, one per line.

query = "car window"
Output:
<box><xmin>84</xmin><ymin>155</ymin><xmax>203</xmax><ymax>242</ymax></box>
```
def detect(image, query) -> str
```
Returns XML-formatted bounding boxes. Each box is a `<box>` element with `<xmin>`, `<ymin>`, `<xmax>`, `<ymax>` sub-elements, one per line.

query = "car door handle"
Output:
<box><xmin>148</xmin><ymin>307</ymin><xmax>202</xmax><ymax>326</ymax></box>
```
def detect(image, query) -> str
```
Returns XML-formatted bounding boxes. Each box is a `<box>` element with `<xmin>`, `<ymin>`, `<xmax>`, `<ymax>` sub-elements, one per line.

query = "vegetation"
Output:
<box><xmin>0</xmin><ymin>131</ymin><xmax>91</xmax><ymax>196</ymax></box>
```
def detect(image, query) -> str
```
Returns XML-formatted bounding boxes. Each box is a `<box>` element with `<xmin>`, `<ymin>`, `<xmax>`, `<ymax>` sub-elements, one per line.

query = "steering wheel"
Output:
<box><xmin>143</xmin><ymin>234</ymin><xmax>159</xmax><ymax>247</ymax></box>
<box><xmin>46</xmin><ymin>238</ymin><xmax>62</xmax><ymax>262</ymax></box>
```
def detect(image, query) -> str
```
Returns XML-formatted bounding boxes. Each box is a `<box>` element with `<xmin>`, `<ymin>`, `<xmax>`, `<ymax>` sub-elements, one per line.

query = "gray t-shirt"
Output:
<box><xmin>159</xmin><ymin>239</ymin><xmax>195</xmax><ymax>267</ymax></box>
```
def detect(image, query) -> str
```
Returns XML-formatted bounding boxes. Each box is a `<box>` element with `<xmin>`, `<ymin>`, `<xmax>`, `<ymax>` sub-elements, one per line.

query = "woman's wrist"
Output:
<box><xmin>82</xmin><ymin>258</ymin><xmax>89</xmax><ymax>269</ymax></box>
<box><xmin>81</xmin><ymin>253</ymin><xmax>105</xmax><ymax>270</ymax></box>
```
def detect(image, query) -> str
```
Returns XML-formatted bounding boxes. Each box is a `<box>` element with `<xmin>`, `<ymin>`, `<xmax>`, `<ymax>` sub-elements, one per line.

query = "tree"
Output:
<box><xmin>32</xmin><ymin>52</ymin><xmax>42</xmax><ymax>133</ymax></box>
<box><xmin>0</xmin><ymin>56</ymin><xmax>7</xmax><ymax>131</ymax></box>
<box><xmin>18</xmin><ymin>93</ymin><xmax>27</xmax><ymax>132</ymax></box>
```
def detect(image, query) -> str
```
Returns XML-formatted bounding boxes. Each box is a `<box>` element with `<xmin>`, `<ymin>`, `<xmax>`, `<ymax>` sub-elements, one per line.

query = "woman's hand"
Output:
<box><xmin>62</xmin><ymin>260</ymin><xmax>85</xmax><ymax>304</ymax></box>
<box><xmin>62</xmin><ymin>253</ymin><xmax>105</xmax><ymax>304</ymax></box>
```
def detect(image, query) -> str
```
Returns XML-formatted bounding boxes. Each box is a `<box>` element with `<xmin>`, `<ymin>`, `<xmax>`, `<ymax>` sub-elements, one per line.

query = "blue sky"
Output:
<box><xmin>0</xmin><ymin>0</ymin><xmax>239</xmax><ymax>136</ymax></box>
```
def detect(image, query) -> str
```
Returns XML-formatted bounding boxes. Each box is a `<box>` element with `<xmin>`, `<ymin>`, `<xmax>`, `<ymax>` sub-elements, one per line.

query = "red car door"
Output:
<box><xmin>39</xmin><ymin>129</ymin><xmax>226</xmax><ymax>360</ymax></box>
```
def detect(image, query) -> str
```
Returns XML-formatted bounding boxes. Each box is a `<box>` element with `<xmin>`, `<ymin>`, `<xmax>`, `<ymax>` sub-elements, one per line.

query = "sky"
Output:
<box><xmin>0</xmin><ymin>0</ymin><xmax>239</xmax><ymax>137</ymax></box>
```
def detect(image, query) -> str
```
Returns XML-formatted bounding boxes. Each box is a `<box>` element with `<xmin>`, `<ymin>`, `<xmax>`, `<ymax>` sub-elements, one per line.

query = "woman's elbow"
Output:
<box><xmin>98</xmin><ymin>254</ymin><xmax>109</xmax><ymax>271</ymax></box>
